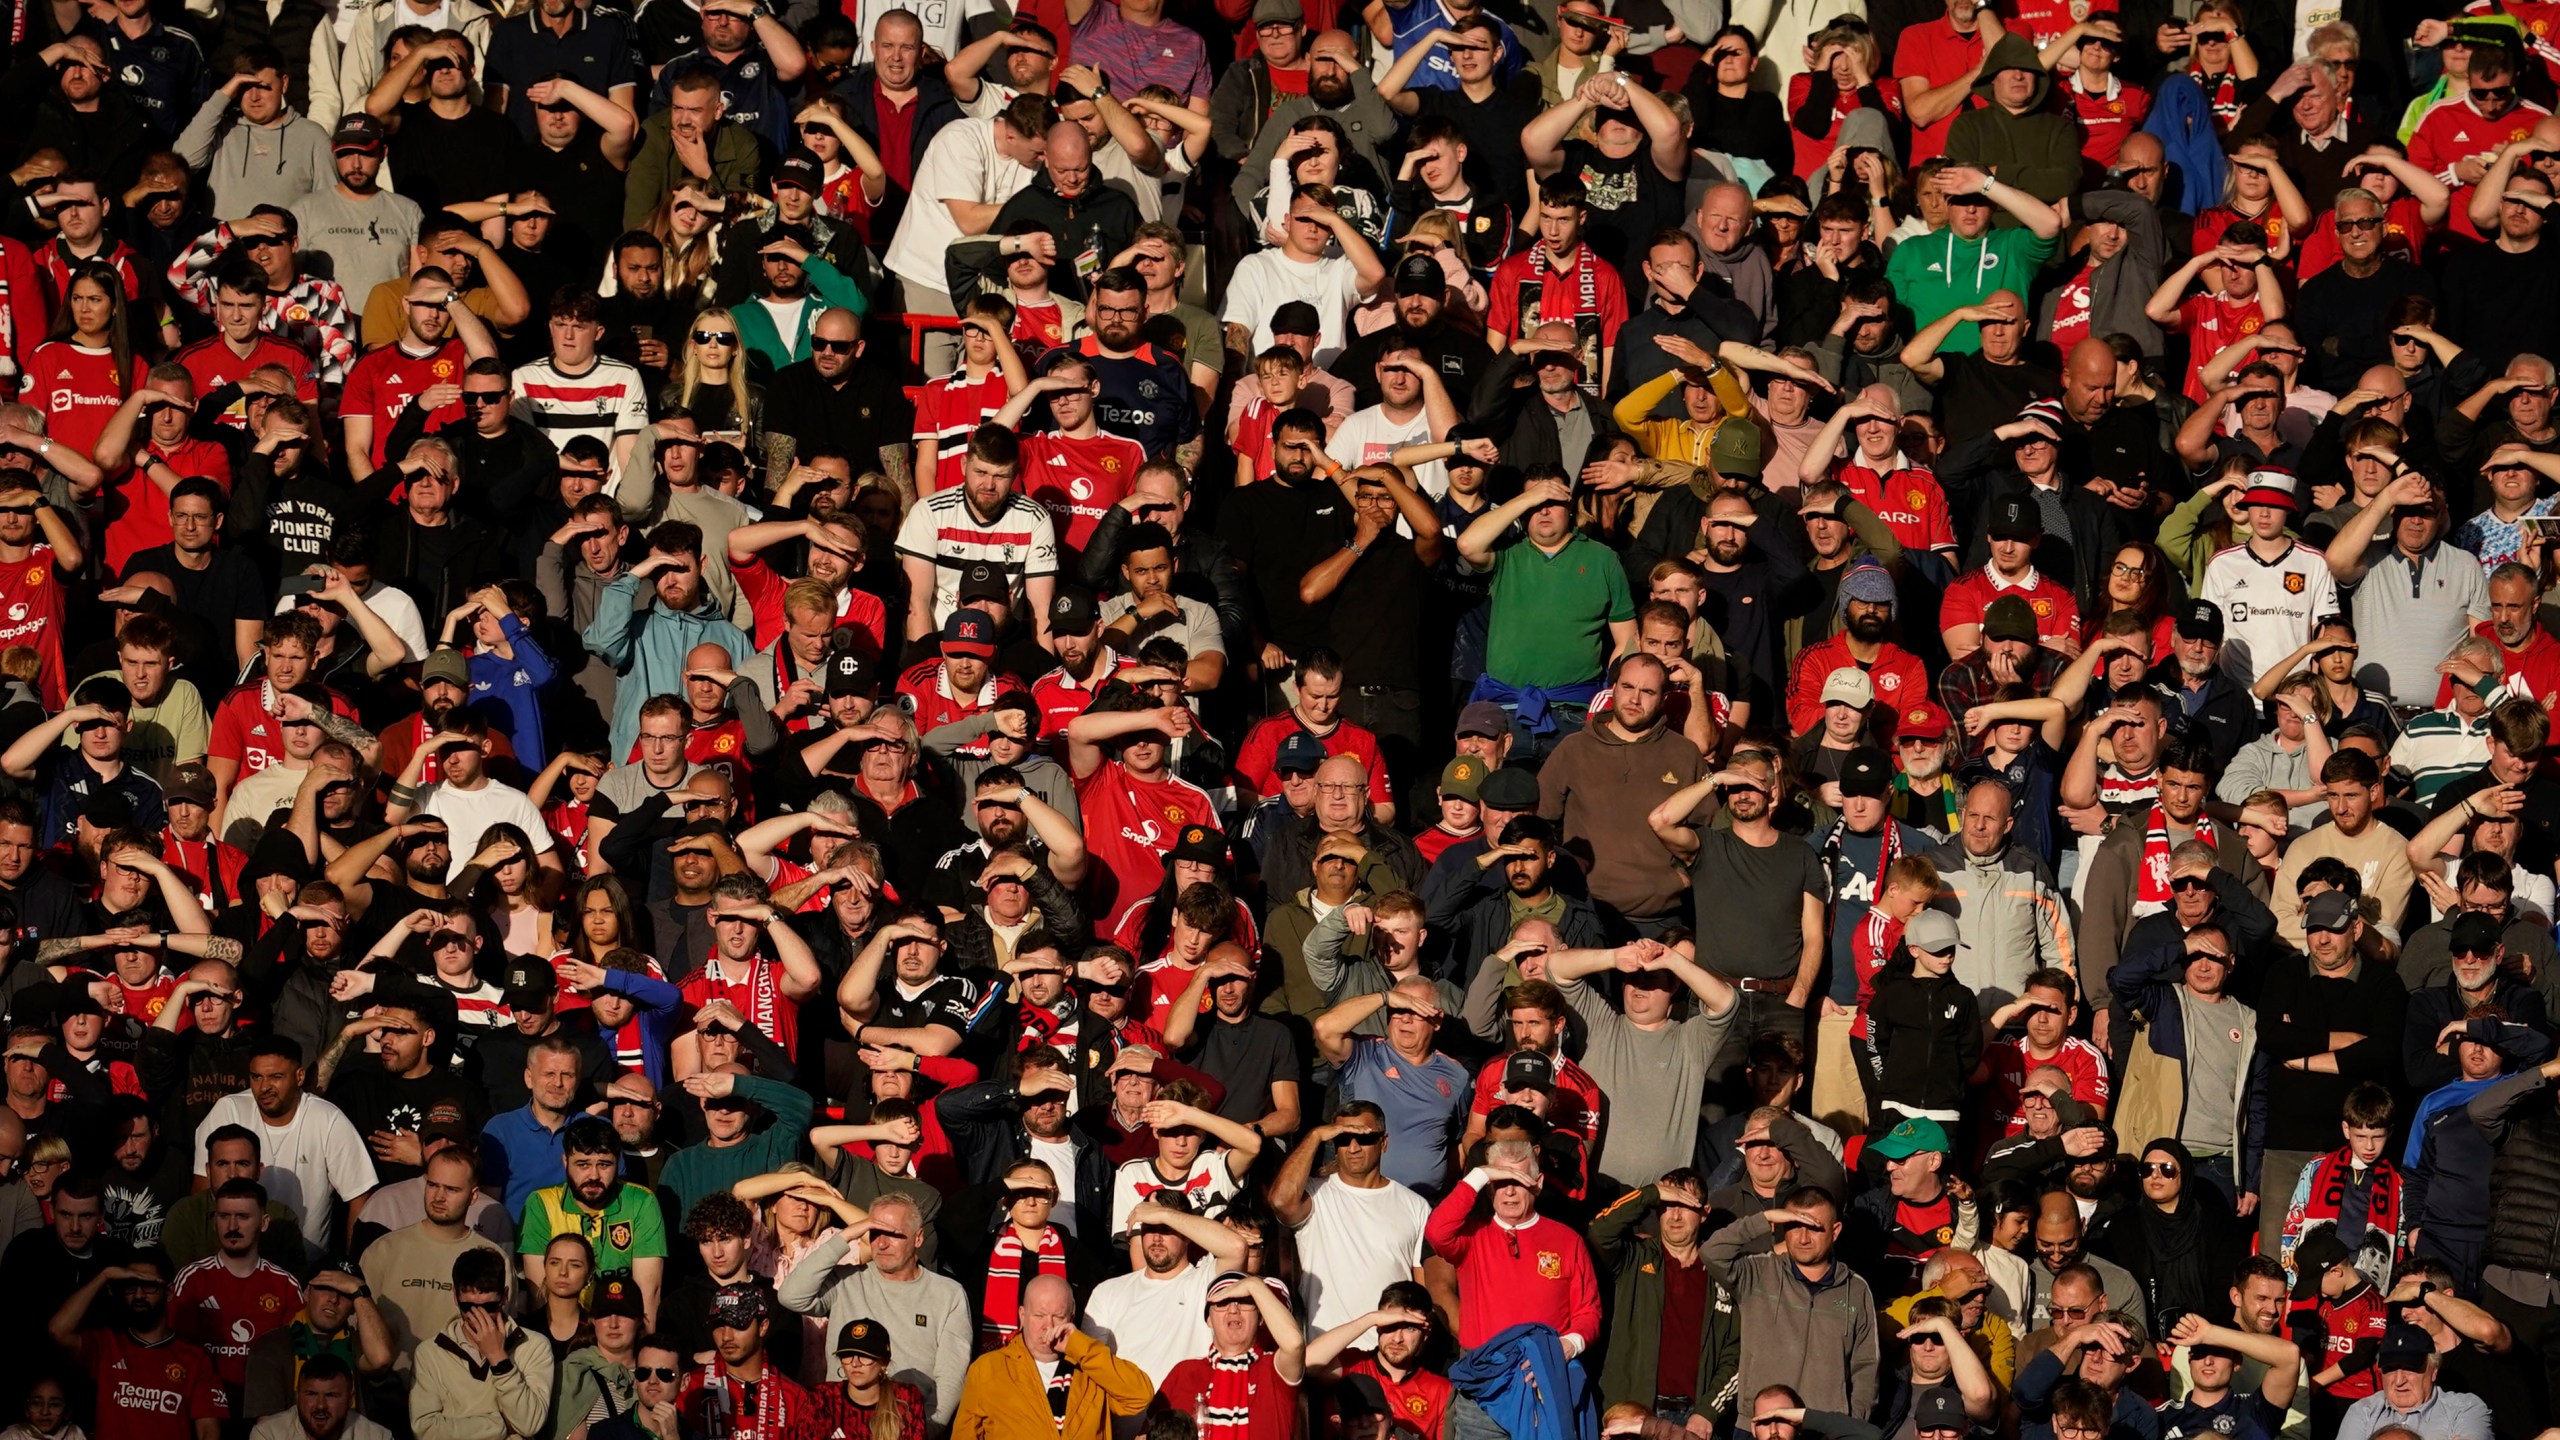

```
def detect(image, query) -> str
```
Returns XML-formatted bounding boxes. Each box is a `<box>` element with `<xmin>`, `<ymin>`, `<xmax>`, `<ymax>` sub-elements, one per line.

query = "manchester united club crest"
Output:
<box><xmin>609</xmin><ymin>1221</ymin><xmax>634</xmax><ymax>1251</ymax></box>
<box><xmin>713</xmin><ymin>732</ymin><xmax>738</xmax><ymax>754</ymax></box>
<box><xmin>1536</xmin><ymin>1251</ymin><xmax>1563</xmax><ymax>1278</ymax></box>
<box><xmin>2284</xmin><ymin>572</ymin><xmax>2306</xmax><ymax>593</ymax></box>
<box><xmin>431</xmin><ymin>358</ymin><xmax>456</xmax><ymax>379</ymax></box>
<box><xmin>2030</xmin><ymin>597</ymin><xmax>2054</xmax><ymax>617</ymax></box>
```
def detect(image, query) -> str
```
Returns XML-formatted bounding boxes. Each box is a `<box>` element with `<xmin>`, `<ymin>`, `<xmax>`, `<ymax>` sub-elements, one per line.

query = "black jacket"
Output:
<box><xmin>1074</xmin><ymin>506</ymin><xmax>1252</xmax><ymax>655</ymax></box>
<box><xmin>936</xmin><ymin>1078</ymin><xmax>1115</xmax><ymax>1258</ymax></box>
<box><xmin>829</xmin><ymin>69</ymin><xmax>962</xmax><ymax>240</ymax></box>
<box><xmin>1941</xmin><ymin>433</ymin><xmax>2132</xmax><ymax>612</ymax></box>
<box><xmin>2255</xmin><ymin>955</ymin><xmax>2408</xmax><ymax>1152</ymax></box>
<box><xmin>1467</xmin><ymin>350</ymin><xmax>1625</xmax><ymax>494</ymax></box>
<box><xmin>978</xmin><ymin>176</ymin><xmax>1142</xmax><ymax>304</ymax></box>
<box><xmin>2470</xmin><ymin>1065</ymin><xmax>2560</xmax><ymax>1278</ymax></box>
<box><xmin>1260</xmin><ymin>815</ymin><xmax>1425</xmax><ymax>909</ymax></box>
<box><xmin>1864</xmin><ymin>966</ymin><xmax>1981</xmax><ymax>1113</ymax></box>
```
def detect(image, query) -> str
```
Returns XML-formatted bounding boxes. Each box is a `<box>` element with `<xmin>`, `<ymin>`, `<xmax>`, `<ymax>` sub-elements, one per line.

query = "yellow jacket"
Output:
<box><xmin>950</xmin><ymin>1330</ymin><xmax>1154</xmax><ymax>1440</ymax></box>
<box><xmin>1611</xmin><ymin>363</ymin><xmax>1750</xmax><ymax>465</ymax></box>
<box><xmin>1882</xmin><ymin>1290</ymin><xmax>2018</xmax><ymax>1389</ymax></box>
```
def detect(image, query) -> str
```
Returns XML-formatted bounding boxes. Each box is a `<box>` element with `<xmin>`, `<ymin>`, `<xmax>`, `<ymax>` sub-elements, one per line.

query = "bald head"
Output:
<box><xmin>1310</xmin><ymin>27</ymin><xmax>1357</xmax><ymax>61</ymax></box>
<box><xmin>2063</xmin><ymin>338</ymin><xmax>2117</xmax><ymax>422</ymax></box>
<box><xmin>1046</xmin><ymin>123</ymin><xmax>1092</xmax><ymax>193</ymax></box>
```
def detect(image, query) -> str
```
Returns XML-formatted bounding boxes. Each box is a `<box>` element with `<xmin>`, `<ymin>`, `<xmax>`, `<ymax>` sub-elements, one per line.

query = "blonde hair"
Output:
<box><xmin>673</xmin><ymin>306</ymin><xmax>755</xmax><ymax>425</ymax></box>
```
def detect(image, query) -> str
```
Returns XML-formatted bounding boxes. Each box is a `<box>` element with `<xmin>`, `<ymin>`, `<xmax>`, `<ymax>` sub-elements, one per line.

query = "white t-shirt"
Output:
<box><xmin>415</xmin><ymin>777</ymin><xmax>555</xmax><ymax>878</ymax></box>
<box><xmin>884</xmin><ymin>120</ymin><xmax>1038</xmax><ymax>296</ymax></box>
<box><xmin>1079</xmin><ymin>1257</ymin><xmax>1213</xmax><ymax>1389</ymax></box>
<box><xmin>1028</xmin><ymin>1135</ymin><xmax>1081</xmax><ymax>1232</ymax></box>
<box><xmin>194</xmin><ymin>1090</ymin><xmax>379</xmax><ymax>1250</ymax></box>
<box><xmin>2197</xmin><ymin>540</ymin><xmax>2337</xmax><ymax>688</ymax></box>
<box><xmin>1291</xmin><ymin>1174</ymin><xmax>1430</xmax><ymax>1333</ymax></box>
<box><xmin>853</xmin><ymin>0</ymin><xmax>994</xmax><ymax>63</ymax></box>
<box><xmin>1327</xmin><ymin>404</ymin><xmax>1449</xmax><ymax>498</ymax></box>
<box><xmin>1222</xmin><ymin>250</ymin><xmax>1366</xmax><ymax>367</ymax></box>
<box><xmin>1108</xmin><ymin>1151</ymin><xmax>1240</xmax><ymax>1238</ymax></box>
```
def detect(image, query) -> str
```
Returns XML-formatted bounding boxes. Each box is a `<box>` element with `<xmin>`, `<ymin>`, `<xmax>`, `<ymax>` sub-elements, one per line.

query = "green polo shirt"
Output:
<box><xmin>1484</xmin><ymin>533</ymin><xmax>1635</xmax><ymax>690</ymax></box>
<box><xmin>518</xmin><ymin>1182</ymin><xmax>668</xmax><ymax>1272</ymax></box>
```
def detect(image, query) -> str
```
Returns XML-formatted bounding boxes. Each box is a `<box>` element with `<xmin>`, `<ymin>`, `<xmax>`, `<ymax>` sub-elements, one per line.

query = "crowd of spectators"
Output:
<box><xmin>16</xmin><ymin>0</ymin><xmax>2560</xmax><ymax>1438</ymax></box>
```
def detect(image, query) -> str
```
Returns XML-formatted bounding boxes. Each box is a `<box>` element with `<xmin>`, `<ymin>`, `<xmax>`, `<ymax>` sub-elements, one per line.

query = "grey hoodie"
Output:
<box><xmin>175</xmin><ymin>90</ymin><xmax>334</xmax><ymax>217</ymax></box>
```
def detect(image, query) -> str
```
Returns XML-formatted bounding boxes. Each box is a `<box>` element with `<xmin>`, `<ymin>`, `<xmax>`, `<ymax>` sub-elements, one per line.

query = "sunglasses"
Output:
<box><xmin>1908</xmin><ymin>1333</ymin><xmax>1947</xmax><ymax>1347</ymax></box>
<box><xmin>2170</xmin><ymin>877</ymin><xmax>2213</xmax><ymax>893</ymax></box>
<box><xmin>811</xmin><ymin>338</ymin><xmax>855</xmax><ymax>354</ymax></box>
<box><xmin>2474</xmin><ymin>86</ymin><xmax>2517</xmax><ymax>103</ymax></box>
<box><xmin>638</xmin><ymin>1367</ymin><xmax>682</xmax><ymax>1382</ymax></box>
<box><xmin>1333</xmin><ymin>1130</ymin><xmax>1385</xmax><ymax>1147</ymax></box>
<box><xmin>2142</xmin><ymin>1161</ymin><xmax>2181</xmax><ymax>1178</ymax></box>
<box><xmin>691</xmin><ymin>330</ymin><xmax>739</xmax><ymax>346</ymax></box>
<box><xmin>2337</xmin><ymin>216</ymin><xmax>2385</xmax><ymax>233</ymax></box>
<box><xmin>460</xmin><ymin>390</ymin><xmax>506</xmax><ymax>406</ymax></box>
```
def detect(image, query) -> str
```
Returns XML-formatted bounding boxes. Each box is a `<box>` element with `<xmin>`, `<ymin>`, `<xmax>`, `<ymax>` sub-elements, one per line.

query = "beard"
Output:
<box><xmin>1309</xmin><ymin>72</ymin><xmax>1352</xmax><ymax>106</ymax></box>
<box><xmin>1845</xmin><ymin>611</ymin><xmax>1893</xmax><ymax>643</ymax></box>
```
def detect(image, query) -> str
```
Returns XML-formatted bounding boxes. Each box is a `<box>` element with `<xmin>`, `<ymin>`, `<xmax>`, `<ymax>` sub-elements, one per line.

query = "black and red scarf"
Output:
<box><xmin>980</xmin><ymin>1225</ymin><xmax>1068</xmax><ymax>1351</ymax></box>
<box><xmin>1512</xmin><ymin>242</ymin><xmax>1604</xmax><ymax>392</ymax></box>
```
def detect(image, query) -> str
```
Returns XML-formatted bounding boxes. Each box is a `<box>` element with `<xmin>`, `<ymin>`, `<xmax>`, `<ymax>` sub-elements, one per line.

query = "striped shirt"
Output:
<box><xmin>511</xmin><ymin>355</ymin><xmax>649</xmax><ymax>452</ymax></box>
<box><xmin>2389</xmin><ymin>706</ymin><xmax>2497</xmax><ymax>802</ymax></box>
<box><xmin>892</xmin><ymin>486</ymin><xmax>1060</xmax><ymax>628</ymax></box>
<box><xmin>910</xmin><ymin>368</ymin><xmax>1010</xmax><ymax>493</ymax></box>
<box><xmin>166</xmin><ymin>223</ymin><xmax>358</xmax><ymax>383</ymax></box>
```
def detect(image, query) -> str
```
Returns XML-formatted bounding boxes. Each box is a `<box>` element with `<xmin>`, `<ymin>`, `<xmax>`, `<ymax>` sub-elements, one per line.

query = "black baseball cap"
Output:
<box><xmin>826</xmin><ymin>649</ymin><xmax>877</xmax><ymax>698</ymax></box>
<box><xmin>1393</xmin><ymin>252</ymin><xmax>1443</xmax><ymax>296</ymax></box>
<box><xmin>1049</xmin><ymin>586</ymin><xmax>1102</xmax><ymax>634</ymax></box>
<box><xmin>2176</xmin><ymin>598</ymin><xmax>2225</xmax><ymax>643</ymax></box>
<box><xmin>1838</xmin><ymin>745</ymin><xmax>1891</xmax><ymax>799</ymax></box>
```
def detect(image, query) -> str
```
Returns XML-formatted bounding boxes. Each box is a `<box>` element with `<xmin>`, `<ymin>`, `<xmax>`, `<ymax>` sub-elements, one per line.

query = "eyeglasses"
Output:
<box><xmin>2143</xmin><ymin>1161</ymin><xmax>2181</xmax><ymax>1178</ymax></box>
<box><xmin>1316</xmin><ymin>782</ymin><xmax>1364</xmax><ymax>795</ymax></box>
<box><xmin>2111</xmin><ymin>561</ymin><xmax>2149</xmax><ymax>577</ymax></box>
<box><xmin>691</xmin><ymin>330</ymin><xmax>739</xmax><ymax>346</ymax></box>
<box><xmin>2050</xmin><ymin>1304</ymin><xmax>2095</xmax><ymax>1322</ymax></box>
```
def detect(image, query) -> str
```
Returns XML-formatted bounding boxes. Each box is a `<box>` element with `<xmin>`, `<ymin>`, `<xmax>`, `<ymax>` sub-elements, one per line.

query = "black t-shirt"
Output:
<box><xmin>1338</xmin><ymin>320</ymin><xmax>1490</xmax><ymax>412</ymax></box>
<box><xmin>1190</xmin><ymin>1012</ymin><xmax>1298</xmax><ymax>1128</ymax></box>
<box><xmin>1413</xmin><ymin>77</ymin><xmax>1546</xmax><ymax>218</ymax></box>
<box><xmin>324</xmin><ymin>1060</ymin><xmax>480</xmax><ymax>1183</ymax></box>
<box><xmin>1328</xmin><ymin>533</ymin><xmax>1428</xmax><ymax>691</ymax></box>
<box><xmin>511</xmin><ymin>130</ymin><xmax>624</xmax><ymax>274</ymax></box>
<box><xmin>1559</xmin><ymin>139</ymin><xmax>1682</xmax><ymax>292</ymax></box>
<box><xmin>390</xmin><ymin>101</ymin><xmax>525</xmax><ymax>216</ymax></box>
<box><xmin>1686</xmin><ymin>827</ymin><xmax>1828</xmax><ymax>981</ymax></box>
<box><xmin>1935</xmin><ymin>350</ymin><xmax>2061</xmax><ymax>446</ymax></box>
<box><xmin>123</xmin><ymin>545</ymin><xmax>270</xmax><ymax>659</ymax></box>
<box><xmin>1215</xmin><ymin>476</ymin><xmax>1351</xmax><ymax>659</ymax></box>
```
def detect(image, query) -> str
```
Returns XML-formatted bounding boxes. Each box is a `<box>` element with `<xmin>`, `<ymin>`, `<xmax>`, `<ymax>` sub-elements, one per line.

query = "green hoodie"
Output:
<box><xmin>1882</xmin><ymin>221</ymin><xmax>2058</xmax><ymax>355</ymax></box>
<box><xmin>1943</xmin><ymin>33</ymin><xmax>2085</xmax><ymax>208</ymax></box>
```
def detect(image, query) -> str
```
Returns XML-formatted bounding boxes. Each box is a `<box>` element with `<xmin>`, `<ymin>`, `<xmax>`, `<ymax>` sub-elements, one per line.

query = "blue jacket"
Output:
<box><xmin>581</xmin><ymin>572</ymin><xmax>753</xmax><ymax>756</ymax></box>
<box><xmin>468</xmin><ymin>614</ymin><xmax>559</xmax><ymax>773</ymax></box>
<box><xmin>592</xmin><ymin>967</ymin><xmax>684</xmax><ymax>1088</ymax></box>
<box><xmin>1448</xmin><ymin>1323</ymin><xmax>1596</xmax><ymax>1440</ymax></box>
<box><xmin>2140</xmin><ymin>74</ymin><xmax>2226</xmax><ymax>216</ymax></box>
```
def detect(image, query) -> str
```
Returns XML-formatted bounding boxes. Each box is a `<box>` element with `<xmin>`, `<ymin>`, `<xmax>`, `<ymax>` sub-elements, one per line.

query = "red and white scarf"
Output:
<box><xmin>2137</xmin><ymin>805</ymin><xmax>2219</xmax><ymax>908</ymax></box>
<box><xmin>980</xmin><ymin>1225</ymin><xmax>1068</xmax><ymax>1351</ymax></box>
<box><xmin>701</xmin><ymin>952</ymin><xmax>785</xmax><ymax>1043</ymax></box>
<box><xmin>1165</xmin><ymin>1350</ymin><xmax>1268</xmax><ymax>1440</ymax></box>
